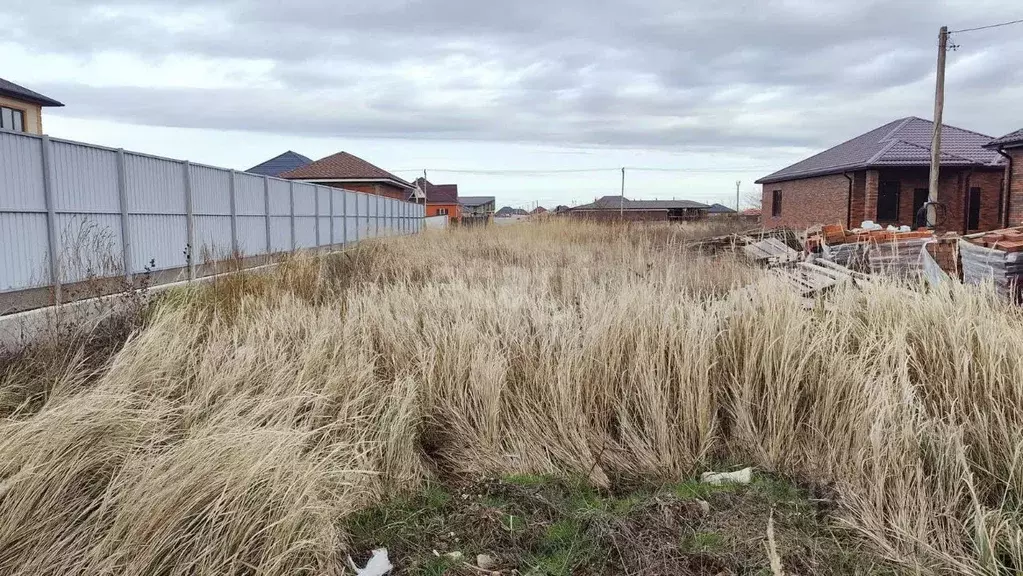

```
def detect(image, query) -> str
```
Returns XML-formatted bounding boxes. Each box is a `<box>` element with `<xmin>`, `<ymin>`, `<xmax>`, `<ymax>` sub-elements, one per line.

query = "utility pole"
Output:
<box><xmin>620</xmin><ymin>167</ymin><xmax>625</xmax><ymax>219</ymax></box>
<box><xmin>927</xmin><ymin>25</ymin><xmax>948</xmax><ymax>227</ymax></box>
<box><xmin>735</xmin><ymin>180</ymin><xmax>741</xmax><ymax>214</ymax></box>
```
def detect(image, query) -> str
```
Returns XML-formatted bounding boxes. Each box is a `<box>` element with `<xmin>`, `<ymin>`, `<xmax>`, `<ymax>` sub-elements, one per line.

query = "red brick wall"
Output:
<box><xmin>1007</xmin><ymin>149</ymin><xmax>1023</xmax><ymax>226</ymax></box>
<box><xmin>763</xmin><ymin>167</ymin><xmax>1006</xmax><ymax>232</ymax></box>
<box><xmin>326</xmin><ymin>182</ymin><xmax>409</xmax><ymax>200</ymax></box>
<box><xmin>761</xmin><ymin>174</ymin><xmax>850</xmax><ymax>230</ymax></box>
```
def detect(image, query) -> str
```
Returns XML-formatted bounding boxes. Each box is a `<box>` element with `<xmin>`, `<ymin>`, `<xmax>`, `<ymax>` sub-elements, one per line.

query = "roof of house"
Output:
<box><xmin>986</xmin><ymin>127</ymin><xmax>1023</xmax><ymax>149</ymax></box>
<box><xmin>459</xmin><ymin>196</ymin><xmax>495</xmax><ymax>207</ymax></box>
<box><xmin>0</xmin><ymin>78</ymin><xmax>63</xmax><ymax>107</ymax></box>
<box><xmin>279</xmin><ymin>151</ymin><xmax>412</xmax><ymax>188</ymax></box>
<box><xmin>245</xmin><ymin>151</ymin><xmax>313</xmax><ymax>177</ymax></box>
<box><xmin>496</xmin><ymin>206</ymin><xmax>528</xmax><ymax>216</ymax></box>
<box><xmin>413</xmin><ymin>177</ymin><xmax>459</xmax><ymax>203</ymax></box>
<box><xmin>571</xmin><ymin>195</ymin><xmax>710</xmax><ymax>211</ymax></box>
<box><xmin>708</xmin><ymin>203</ymin><xmax>737</xmax><ymax>214</ymax></box>
<box><xmin>756</xmin><ymin>117</ymin><xmax>1004</xmax><ymax>184</ymax></box>
<box><xmin>531</xmin><ymin>206</ymin><xmax>548</xmax><ymax>214</ymax></box>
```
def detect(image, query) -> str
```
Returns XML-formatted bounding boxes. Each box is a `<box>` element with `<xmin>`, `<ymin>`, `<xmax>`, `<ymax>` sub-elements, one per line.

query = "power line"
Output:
<box><xmin>950</xmin><ymin>18</ymin><xmax>1023</xmax><ymax>34</ymax></box>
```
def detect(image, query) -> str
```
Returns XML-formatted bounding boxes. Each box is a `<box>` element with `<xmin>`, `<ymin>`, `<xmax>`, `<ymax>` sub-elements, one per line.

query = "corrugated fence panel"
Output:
<box><xmin>55</xmin><ymin>214</ymin><xmax>123</xmax><ymax>283</ymax></box>
<box><xmin>270</xmin><ymin>216</ymin><xmax>291</xmax><ymax>252</ymax></box>
<box><xmin>125</xmin><ymin>154</ymin><xmax>185</xmax><ymax>214</ymax></box>
<box><xmin>194</xmin><ymin>215</ymin><xmax>233</xmax><ymax>261</ymax></box>
<box><xmin>293</xmin><ymin>183</ymin><xmax>316</xmax><ymax>216</ymax></box>
<box><xmin>364</xmin><ymin>194</ymin><xmax>376</xmax><ymax>239</ymax></box>
<box><xmin>268</xmin><ymin>179</ymin><xmax>291</xmax><ymax>215</ymax></box>
<box><xmin>317</xmin><ymin>186</ymin><xmax>331</xmax><ymax>216</ymax></box>
<box><xmin>331</xmin><ymin>189</ymin><xmax>344</xmax><ymax>244</ymax></box>
<box><xmin>129</xmin><ymin>214</ymin><xmax>188</xmax><ymax>271</ymax></box>
<box><xmin>191</xmin><ymin>165</ymin><xmax>231</xmax><ymax>216</ymax></box>
<box><xmin>235</xmin><ymin>172</ymin><xmax>266</xmax><ymax>216</ymax></box>
<box><xmin>0</xmin><ymin>132</ymin><xmax>45</xmax><ymax>212</ymax></box>
<box><xmin>236</xmin><ymin>216</ymin><xmax>267</xmax><ymax>255</ymax></box>
<box><xmin>50</xmin><ymin>140</ymin><xmax>119</xmax><ymax>214</ymax></box>
<box><xmin>0</xmin><ymin>212</ymin><xmax>50</xmax><ymax>292</ymax></box>
<box><xmin>318</xmin><ymin>217</ymin><xmax>330</xmax><ymax>246</ymax></box>
<box><xmin>295</xmin><ymin>217</ymin><xmax>317</xmax><ymax>248</ymax></box>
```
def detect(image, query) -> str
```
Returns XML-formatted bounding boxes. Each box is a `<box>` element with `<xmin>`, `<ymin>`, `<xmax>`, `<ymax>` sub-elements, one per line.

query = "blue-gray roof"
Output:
<box><xmin>0</xmin><ymin>78</ymin><xmax>63</xmax><ymax>107</ymax></box>
<box><xmin>246</xmin><ymin>151</ymin><xmax>313</xmax><ymax>177</ymax></box>
<box><xmin>757</xmin><ymin>117</ymin><xmax>1004</xmax><ymax>184</ymax></box>
<box><xmin>708</xmin><ymin>203</ymin><xmax>736</xmax><ymax>214</ymax></box>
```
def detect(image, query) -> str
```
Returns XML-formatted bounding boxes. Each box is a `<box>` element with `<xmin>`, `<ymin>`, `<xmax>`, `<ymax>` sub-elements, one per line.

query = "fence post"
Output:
<box><xmin>263</xmin><ymin>175</ymin><xmax>272</xmax><ymax>259</ymax></box>
<box><xmin>289</xmin><ymin>181</ymin><xmax>296</xmax><ymax>251</ymax></box>
<box><xmin>314</xmin><ymin>186</ymin><xmax>321</xmax><ymax>249</ymax></box>
<box><xmin>342</xmin><ymin>189</ymin><xmax>348</xmax><ymax>248</ymax></box>
<box><xmin>354</xmin><ymin>193</ymin><xmax>361</xmax><ymax>243</ymax></box>
<box><xmin>183</xmin><ymin>161</ymin><xmax>195</xmax><ymax>280</ymax></box>
<box><xmin>329</xmin><ymin>187</ymin><xmax>335</xmax><ymax>248</ymax></box>
<box><xmin>40</xmin><ymin>135</ymin><xmax>61</xmax><ymax>306</ymax></box>
<box><xmin>115</xmin><ymin>149</ymin><xmax>132</xmax><ymax>283</ymax></box>
<box><xmin>229</xmin><ymin>170</ymin><xmax>238</xmax><ymax>257</ymax></box>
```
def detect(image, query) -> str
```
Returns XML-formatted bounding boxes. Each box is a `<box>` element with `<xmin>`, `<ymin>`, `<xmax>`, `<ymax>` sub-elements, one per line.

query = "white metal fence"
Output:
<box><xmin>0</xmin><ymin>130</ymin><xmax>424</xmax><ymax>303</ymax></box>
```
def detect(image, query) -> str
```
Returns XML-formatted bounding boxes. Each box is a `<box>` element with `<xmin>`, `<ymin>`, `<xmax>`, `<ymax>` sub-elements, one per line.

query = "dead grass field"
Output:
<box><xmin>1</xmin><ymin>220</ymin><xmax>1022</xmax><ymax>575</ymax></box>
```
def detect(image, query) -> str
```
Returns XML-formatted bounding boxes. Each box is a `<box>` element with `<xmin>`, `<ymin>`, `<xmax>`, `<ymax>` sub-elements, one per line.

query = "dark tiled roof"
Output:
<box><xmin>413</xmin><ymin>178</ymin><xmax>459</xmax><ymax>203</ymax></box>
<box><xmin>756</xmin><ymin>117</ymin><xmax>1004</xmax><ymax>184</ymax></box>
<box><xmin>280</xmin><ymin>151</ymin><xmax>412</xmax><ymax>188</ymax></box>
<box><xmin>245</xmin><ymin>151</ymin><xmax>312</xmax><ymax>177</ymax></box>
<box><xmin>708</xmin><ymin>203</ymin><xmax>737</xmax><ymax>214</ymax></box>
<box><xmin>0</xmin><ymin>78</ymin><xmax>63</xmax><ymax>107</ymax></box>
<box><xmin>572</xmin><ymin>195</ymin><xmax>709</xmax><ymax>211</ymax></box>
<box><xmin>496</xmin><ymin>206</ymin><xmax>528</xmax><ymax>216</ymax></box>
<box><xmin>459</xmin><ymin>196</ymin><xmax>495</xmax><ymax>207</ymax></box>
<box><xmin>986</xmin><ymin>127</ymin><xmax>1023</xmax><ymax>149</ymax></box>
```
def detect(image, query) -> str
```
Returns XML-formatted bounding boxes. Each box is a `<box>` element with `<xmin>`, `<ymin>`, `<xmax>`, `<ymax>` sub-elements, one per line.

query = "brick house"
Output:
<box><xmin>412</xmin><ymin>177</ymin><xmax>461</xmax><ymax>221</ymax></box>
<box><xmin>279</xmin><ymin>151</ymin><xmax>413</xmax><ymax>200</ymax></box>
<box><xmin>756</xmin><ymin>117</ymin><xmax>1005</xmax><ymax>233</ymax></box>
<box><xmin>0</xmin><ymin>77</ymin><xmax>63</xmax><ymax>134</ymax></box>
<box><xmin>984</xmin><ymin>128</ymin><xmax>1023</xmax><ymax>226</ymax></box>
<box><xmin>565</xmin><ymin>195</ymin><xmax>709</xmax><ymax>221</ymax></box>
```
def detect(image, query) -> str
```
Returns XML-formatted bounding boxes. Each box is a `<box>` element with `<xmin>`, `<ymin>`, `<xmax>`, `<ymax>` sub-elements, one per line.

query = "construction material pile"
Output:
<box><xmin>960</xmin><ymin>227</ymin><xmax>1023</xmax><ymax>300</ymax></box>
<box><xmin>809</xmin><ymin>223</ymin><xmax>934</xmax><ymax>277</ymax></box>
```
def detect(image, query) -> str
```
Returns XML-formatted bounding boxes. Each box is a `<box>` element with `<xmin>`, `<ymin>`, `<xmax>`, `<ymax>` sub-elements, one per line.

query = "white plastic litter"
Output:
<box><xmin>700</xmin><ymin>467</ymin><xmax>753</xmax><ymax>486</ymax></box>
<box><xmin>886</xmin><ymin>225</ymin><xmax>898</xmax><ymax>232</ymax></box>
<box><xmin>347</xmin><ymin>548</ymin><xmax>393</xmax><ymax>576</ymax></box>
<box><xmin>898</xmin><ymin>225</ymin><xmax>911</xmax><ymax>232</ymax></box>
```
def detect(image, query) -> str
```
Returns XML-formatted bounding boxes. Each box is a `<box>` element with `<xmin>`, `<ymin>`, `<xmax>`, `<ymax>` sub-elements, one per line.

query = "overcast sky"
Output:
<box><xmin>5</xmin><ymin>0</ymin><xmax>1023</xmax><ymax>209</ymax></box>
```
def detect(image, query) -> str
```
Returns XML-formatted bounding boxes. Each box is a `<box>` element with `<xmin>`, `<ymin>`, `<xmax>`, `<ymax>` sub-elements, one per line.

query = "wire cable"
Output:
<box><xmin>950</xmin><ymin>18</ymin><xmax>1023</xmax><ymax>33</ymax></box>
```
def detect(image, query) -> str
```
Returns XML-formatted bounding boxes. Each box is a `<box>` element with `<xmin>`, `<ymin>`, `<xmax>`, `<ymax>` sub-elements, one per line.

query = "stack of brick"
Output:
<box><xmin>925</xmin><ymin>235</ymin><xmax>961</xmax><ymax>279</ymax></box>
<box><xmin>814</xmin><ymin>222</ymin><xmax>935</xmax><ymax>275</ymax></box>
<box><xmin>960</xmin><ymin>227</ymin><xmax>1023</xmax><ymax>300</ymax></box>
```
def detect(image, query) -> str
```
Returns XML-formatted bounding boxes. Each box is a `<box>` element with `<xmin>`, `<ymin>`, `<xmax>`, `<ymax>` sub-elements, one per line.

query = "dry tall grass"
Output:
<box><xmin>0</xmin><ymin>220</ymin><xmax>1021</xmax><ymax>574</ymax></box>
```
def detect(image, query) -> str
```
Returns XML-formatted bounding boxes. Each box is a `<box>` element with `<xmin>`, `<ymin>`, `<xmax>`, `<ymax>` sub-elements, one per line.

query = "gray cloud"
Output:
<box><xmin>11</xmin><ymin>0</ymin><xmax>1023</xmax><ymax>153</ymax></box>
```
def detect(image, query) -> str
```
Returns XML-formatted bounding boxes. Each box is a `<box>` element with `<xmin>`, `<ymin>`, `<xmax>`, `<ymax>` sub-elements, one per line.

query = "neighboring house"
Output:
<box><xmin>496</xmin><ymin>206</ymin><xmax>529</xmax><ymax>217</ymax></box>
<box><xmin>459</xmin><ymin>196</ymin><xmax>496</xmax><ymax>224</ymax></box>
<box><xmin>531</xmin><ymin>206</ymin><xmax>549</xmax><ymax>216</ymax></box>
<box><xmin>565</xmin><ymin>195</ymin><xmax>709</xmax><ymax>221</ymax></box>
<box><xmin>756</xmin><ymin>117</ymin><xmax>1005</xmax><ymax>233</ymax></box>
<box><xmin>707</xmin><ymin>203</ymin><xmax>737</xmax><ymax>217</ymax></box>
<box><xmin>984</xmin><ymin>128</ymin><xmax>1023</xmax><ymax>226</ymax></box>
<box><xmin>279</xmin><ymin>151</ymin><xmax>413</xmax><ymax>200</ymax></box>
<box><xmin>0</xmin><ymin>78</ymin><xmax>63</xmax><ymax>135</ymax></box>
<box><xmin>245</xmin><ymin>151</ymin><xmax>312</xmax><ymax>177</ymax></box>
<box><xmin>412</xmin><ymin>177</ymin><xmax>461</xmax><ymax>221</ymax></box>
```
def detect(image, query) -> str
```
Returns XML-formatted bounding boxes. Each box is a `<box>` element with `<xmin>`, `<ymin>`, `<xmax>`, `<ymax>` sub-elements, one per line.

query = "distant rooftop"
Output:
<box><xmin>0</xmin><ymin>78</ymin><xmax>63</xmax><ymax>107</ymax></box>
<box><xmin>413</xmin><ymin>177</ymin><xmax>458</xmax><ymax>203</ymax></box>
<box><xmin>459</xmin><ymin>196</ymin><xmax>495</xmax><ymax>207</ymax></box>
<box><xmin>245</xmin><ymin>151</ymin><xmax>312</xmax><ymax>177</ymax></box>
<box><xmin>708</xmin><ymin>203</ymin><xmax>737</xmax><ymax>214</ymax></box>
<box><xmin>756</xmin><ymin>117</ymin><xmax>1003</xmax><ymax>184</ymax></box>
<box><xmin>280</xmin><ymin>151</ymin><xmax>412</xmax><ymax>189</ymax></box>
<box><xmin>571</xmin><ymin>195</ymin><xmax>710</xmax><ymax>211</ymax></box>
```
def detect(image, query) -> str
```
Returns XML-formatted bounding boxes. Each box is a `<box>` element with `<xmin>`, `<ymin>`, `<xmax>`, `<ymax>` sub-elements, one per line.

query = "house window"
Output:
<box><xmin>877</xmin><ymin>181</ymin><xmax>900</xmax><ymax>221</ymax></box>
<box><xmin>771</xmin><ymin>190</ymin><xmax>782</xmax><ymax>217</ymax></box>
<box><xmin>438</xmin><ymin>208</ymin><xmax>448</xmax><ymax>216</ymax></box>
<box><xmin>968</xmin><ymin>187</ymin><xmax>982</xmax><ymax>230</ymax></box>
<box><xmin>0</xmin><ymin>106</ymin><xmax>25</xmax><ymax>132</ymax></box>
